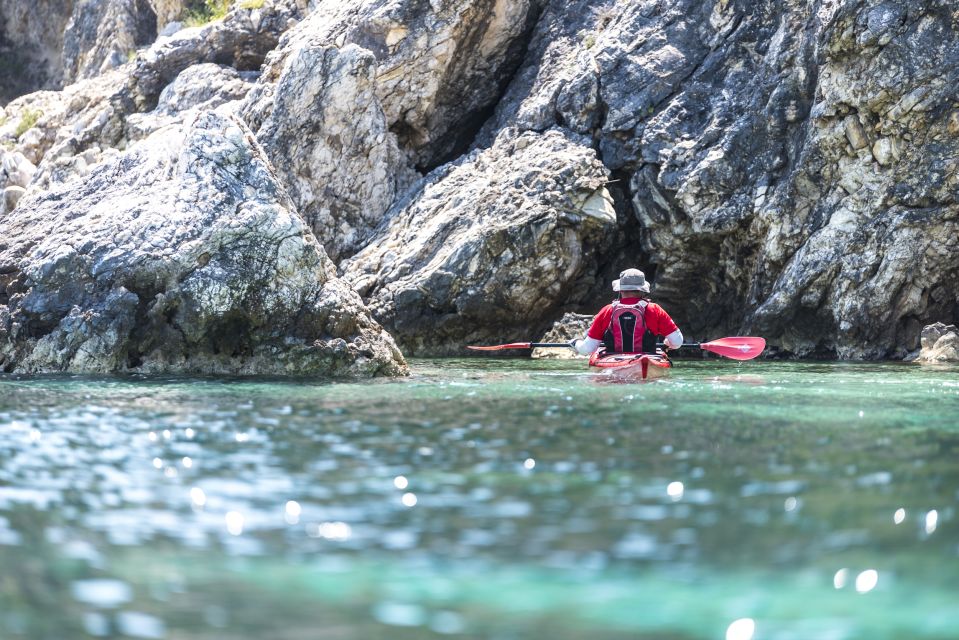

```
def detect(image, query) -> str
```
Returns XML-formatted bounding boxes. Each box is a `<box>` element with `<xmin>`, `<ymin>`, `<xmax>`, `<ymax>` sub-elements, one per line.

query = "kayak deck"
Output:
<box><xmin>588</xmin><ymin>351</ymin><xmax>671</xmax><ymax>381</ymax></box>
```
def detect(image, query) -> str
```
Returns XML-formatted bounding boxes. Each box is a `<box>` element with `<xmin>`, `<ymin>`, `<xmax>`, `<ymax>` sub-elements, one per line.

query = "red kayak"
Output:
<box><xmin>588</xmin><ymin>350</ymin><xmax>672</xmax><ymax>381</ymax></box>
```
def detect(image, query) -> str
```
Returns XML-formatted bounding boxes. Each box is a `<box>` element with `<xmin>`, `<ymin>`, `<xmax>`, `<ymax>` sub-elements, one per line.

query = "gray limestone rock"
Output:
<box><xmin>246</xmin><ymin>43</ymin><xmax>413</xmax><ymax>263</ymax></box>
<box><xmin>239</xmin><ymin>0</ymin><xmax>535</xmax><ymax>263</ymax></box>
<box><xmin>916</xmin><ymin>323</ymin><xmax>959</xmax><ymax>363</ymax></box>
<box><xmin>62</xmin><ymin>0</ymin><xmax>158</xmax><ymax>83</ymax></box>
<box><xmin>124</xmin><ymin>63</ymin><xmax>258</xmax><ymax>143</ymax></box>
<box><xmin>0</xmin><ymin>110</ymin><xmax>406</xmax><ymax>377</ymax></box>
<box><xmin>3</xmin><ymin>0</ymin><xmax>959</xmax><ymax>365</ymax></box>
<box><xmin>0</xmin><ymin>0</ymin><xmax>76</xmax><ymax>103</ymax></box>
<box><xmin>2</xmin><ymin>185</ymin><xmax>26</xmax><ymax>214</ymax></box>
<box><xmin>531</xmin><ymin>312</ymin><xmax>592</xmax><ymax>360</ymax></box>
<box><xmin>1</xmin><ymin>151</ymin><xmax>37</xmax><ymax>189</ymax></box>
<box><xmin>0</xmin><ymin>0</ymin><xmax>304</xmax><ymax>195</ymax></box>
<box><xmin>343</xmin><ymin>128</ymin><xmax>617</xmax><ymax>355</ymax></box>
<box><xmin>154</xmin><ymin>62</ymin><xmax>254</xmax><ymax>116</ymax></box>
<box><xmin>481</xmin><ymin>0</ymin><xmax>959</xmax><ymax>359</ymax></box>
<box><xmin>147</xmin><ymin>0</ymin><xmax>188</xmax><ymax>33</ymax></box>
<box><xmin>251</xmin><ymin>0</ymin><xmax>536</xmax><ymax>169</ymax></box>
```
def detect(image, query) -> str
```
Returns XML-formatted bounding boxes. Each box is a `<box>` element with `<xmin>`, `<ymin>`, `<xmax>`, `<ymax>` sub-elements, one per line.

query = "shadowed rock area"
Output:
<box><xmin>344</xmin><ymin>128</ymin><xmax>617</xmax><ymax>355</ymax></box>
<box><xmin>480</xmin><ymin>0</ymin><xmax>959</xmax><ymax>358</ymax></box>
<box><xmin>0</xmin><ymin>111</ymin><xmax>406</xmax><ymax>376</ymax></box>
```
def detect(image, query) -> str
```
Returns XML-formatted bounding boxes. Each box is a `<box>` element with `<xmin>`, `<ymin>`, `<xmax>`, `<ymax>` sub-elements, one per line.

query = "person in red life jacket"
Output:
<box><xmin>572</xmin><ymin>268</ymin><xmax>683</xmax><ymax>355</ymax></box>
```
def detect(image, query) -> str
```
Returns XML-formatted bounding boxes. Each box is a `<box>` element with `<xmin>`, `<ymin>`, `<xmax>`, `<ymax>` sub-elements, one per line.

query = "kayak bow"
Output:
<box><xmin>588</xmin><ymin>351</ymin><xmax>671</xmax><ymax>381</ymax></box>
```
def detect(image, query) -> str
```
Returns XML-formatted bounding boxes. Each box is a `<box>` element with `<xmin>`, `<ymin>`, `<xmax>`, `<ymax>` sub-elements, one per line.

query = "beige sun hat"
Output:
<box><xmin>612</xmin><ymin>268</ymin><xmax>651</xmax><ymax>293</ymax></box>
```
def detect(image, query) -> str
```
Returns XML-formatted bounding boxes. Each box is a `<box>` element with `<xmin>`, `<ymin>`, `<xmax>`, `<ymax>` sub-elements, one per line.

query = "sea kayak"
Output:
<box><xmin>588</xmin><ymin>350</ymin><xmax>671</xmax><ymax>381</ymax></box>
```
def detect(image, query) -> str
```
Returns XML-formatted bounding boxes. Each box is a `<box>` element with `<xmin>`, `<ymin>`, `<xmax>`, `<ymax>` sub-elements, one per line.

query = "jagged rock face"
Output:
<box><xmin>148</xmin><ymin>0</ymin><xmax>189</xmax><ymax>32</ymax></box>
<box><xmin>254</xmin><ymin>0</ymin><xmax>537</xmax><ymax>169</ymax></box>
<box><xmin>0</xmin><ymin>0</ymin><xmax>304</xmax><ymax>200</ymax></box>
<box><xmin>482</xmin><ymin>0</ymin><xmax>959</xmax><ymax>358</ymax></box>
<box><xmin>123</xmin><ymin>62</ymin><xmax>257</xmax><ymax>144</ymax></box>
<box><xmin>63</xmin><ymin>0</ymin><xmax>158</xmax><ymax>83</ymax></box>
<box><xmin>916</xmin><ymin>322</ymin><xmax>959</xmax><ymax>363</ymax></box>
<box><xmin>0</xmin><ymin>111</ymin><xmax>407</xmax><ymax>377</ymax></box>
<box><xmin>2</xmin><ymin>0</ymin><xmax>958</xmax><ymax>366</ymax></box>
<box><xmin>0</xmin><ymin>0</ymin><xmax>75</xmax><ymax>103</ymax></box>
<box><xmin>151</xmin><ymin>62</ymin><xmax>254</xmax><ymax>116</ymax></box>
<box><xmin>245</xmin><ymin>44</ymin><xmax>414</xmax><ymax>263</ymax></box>
<box><xmin>0</xmin><ymin>0</ymin><xmax>159</xmax><ymax>100</ymax></box>
<box><xmin>240</xmin><ymin>0</ymin><xmax>535</xmax><ymax>262</ymax></box>
<box><xmin>530</xmin><ymin>312</ymin><xmax>591</xmax><ymax>359</ymax></box>
<box><xmin>343</xmin><ymin>128</ymin><xmax>617</xmax><ymax>355</ymax></box>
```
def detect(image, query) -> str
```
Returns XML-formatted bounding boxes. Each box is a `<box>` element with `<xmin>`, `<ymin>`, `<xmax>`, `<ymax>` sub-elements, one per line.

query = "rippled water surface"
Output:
<box><xmin>1</xmin><ymin>359</ymin><xmax>958</xmax><ymax>640</ymax></box>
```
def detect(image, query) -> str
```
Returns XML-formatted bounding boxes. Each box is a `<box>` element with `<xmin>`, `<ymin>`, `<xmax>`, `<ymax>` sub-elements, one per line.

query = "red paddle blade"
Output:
<box><xmin>700</xmin><ymin>337</ymin><xmax>766</xmax><ymax>360</ymax></box>
<box><xmin>467</xmin><ymin>342</ymin><xmax>533</xmax><ymax>351</ymax></box>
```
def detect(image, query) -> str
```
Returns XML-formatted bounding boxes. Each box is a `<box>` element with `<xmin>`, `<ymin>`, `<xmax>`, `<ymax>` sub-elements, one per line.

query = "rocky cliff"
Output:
<box><xmin>1</xmin><ymin>0</ymin><xmax>957</xmax><ymax>369</ymax></box>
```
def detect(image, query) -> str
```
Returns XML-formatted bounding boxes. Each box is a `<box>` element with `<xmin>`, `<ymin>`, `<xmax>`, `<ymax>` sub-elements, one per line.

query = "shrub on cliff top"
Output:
<box><xmin>184</xmin><ymin>0</ymin><xmax>232</xmax><ymax>26</ymax></box>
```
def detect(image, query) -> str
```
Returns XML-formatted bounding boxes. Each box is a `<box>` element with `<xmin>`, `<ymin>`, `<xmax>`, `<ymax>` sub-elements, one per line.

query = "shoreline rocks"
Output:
<box><xmin>530</xmin><ymin>313</ymin><xmax>592</xmax><ymax>360</ymax></box>
<box><xmin>1</xmin><ymin>0</ymin><xmax>958</xmax><ymax>370</ymax></box>
<box><xmin>915</xmin><ymin>323</ymin><xmax>959</xmax><ymax>363</ymax></box>
<box><xmin>0</xmin><ymin>111</ymin><xmax>406</xmax><ymax>377</ymax></box>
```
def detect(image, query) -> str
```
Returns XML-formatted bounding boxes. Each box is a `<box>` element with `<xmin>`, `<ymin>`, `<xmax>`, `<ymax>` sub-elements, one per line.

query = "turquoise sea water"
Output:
<box><xmin>0</xmin><ymin>358</ymin><xmax>958</xmax><ymax>640</ymax></box>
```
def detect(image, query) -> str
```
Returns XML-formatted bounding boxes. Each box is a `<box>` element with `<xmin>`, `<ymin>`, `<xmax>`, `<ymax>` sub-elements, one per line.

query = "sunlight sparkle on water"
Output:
<box><xmin>894</xmin><ymin>508</ymin><xmax>906</xmax><ymax>524</ymax></box>
<box><xmin>225</xmin><ymin>511</ymin><xmax>244</xmax><ymax>536</ymax></box>
<box><xmin>925</xmin><ymin>510</ymin><xmax>938</xmax><ymax>534</ymax></box>
<box><xmin>833</xmin><ymin>568</ymin><xmax>848</xmax><ymax>589</ymax></box>
<box><xmin>784</xmin><ymin>496</ymin><xmax>798</xmax><ymax>512</ymax></box>
<box><xmin>402</xmin><ymin>492</ymin><xmax>417</xmax><ymax>507</ymax></box>
<box><xmin>152</xmin><ymin>457</ymin><xmax>163</xmax><ymax>469</ymax></box>
<box><xmin>184</xmin><ymin>428</ymin><xmax>195</xmax><ymax>439</ymax></box>
<box><xmin>307</xmin><ymin>521</ymin><xmax>351</xmax><ymax>540</ymax></box>
<box><xmin>855</xmin><ymin>569</ymin><xmax>878</xmax><ymax>593</ymax></box>
<box><xmin>725</xmin><ymin>618</ymin><xmax>755</xmax><ymax>640</ymax></box>
<box><xmin>182</xmin><ymin>456</ymin><xmax>193</xmax><ymax>468</ymax></box>
<box><xmin>393</xmin><ymin>476</ymin><xmax>409</xmax><ymax>490</ymax></box>
<box><xmin>524</xmin><ymin>458</ymin><xmax>536</xmax><ymax>470</ymax></box>
<box><xmin>29</xmin><ymin>429</ymin><xmax>42</xmax><ymax>442</ymax></box>
<box><xmin>667</xmin><ymin>481</ymin><xmax>684</xmax><ymax>501</ymax></box>
<box><xmin>190</xmin><ymin>487</ymin><xmax>206</xmax><ymax>507</ymax></box>
<box><xmin>285</xmin><ymin>500</ymin><xmax>301</xmax><ymax>524</ymax></box>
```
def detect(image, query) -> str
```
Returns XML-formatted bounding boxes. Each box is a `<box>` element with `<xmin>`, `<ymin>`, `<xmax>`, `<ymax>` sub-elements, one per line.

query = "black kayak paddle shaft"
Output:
<box><xmin>527</xmin><ymin>342</ymin><xmax>700</xmax><ymax>349</ymax></box>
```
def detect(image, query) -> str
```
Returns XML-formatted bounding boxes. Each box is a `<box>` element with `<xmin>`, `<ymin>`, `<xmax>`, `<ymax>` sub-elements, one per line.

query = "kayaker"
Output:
<box><xmin>572</xmin><ymin>268</ymin><xmax>683</xmax><ymax>355</ymax></box>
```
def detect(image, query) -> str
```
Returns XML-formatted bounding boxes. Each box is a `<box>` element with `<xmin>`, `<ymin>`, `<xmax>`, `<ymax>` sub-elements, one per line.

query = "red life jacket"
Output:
<box><xmin>604</xmin><ymin>299</ymin><xmax>653</xmax><ymax>353</ymax></box>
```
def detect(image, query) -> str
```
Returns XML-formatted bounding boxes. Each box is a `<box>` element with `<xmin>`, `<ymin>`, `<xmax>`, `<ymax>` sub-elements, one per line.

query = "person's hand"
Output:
<box><xmin>569</xmin><ymin>339</ymin><xmax>586</xmax><ymax>354</ymax></box>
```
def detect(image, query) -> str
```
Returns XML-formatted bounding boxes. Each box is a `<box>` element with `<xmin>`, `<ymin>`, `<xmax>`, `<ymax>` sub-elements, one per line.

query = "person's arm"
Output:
<box><xmin>647</xmin><ymin>303</ymin><xmax>682</xmax><ymax>350</ymax></box>
<box><xmin>663</xmin><ymin>328</ymin><xmax>683</xmax><ymax>350</ymax></box>
<box><xmin>572</xmin><ymin>336</ymin><xmax>603</xmax><ymax>355</ymax></box>
<box><xmin>572</xmin><ymin>305</ymin><xmax>612</xmax><ymax>355</ymax></box>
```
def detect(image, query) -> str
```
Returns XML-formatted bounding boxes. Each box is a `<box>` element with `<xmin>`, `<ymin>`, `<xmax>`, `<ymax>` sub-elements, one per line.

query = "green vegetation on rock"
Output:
<box><xmin>14</xmin><ymin>109</ymin><xmax>42</xmax><ymax>138</ymax></box>
<box><xmin>184</xmin><ymin>0</ymin><xmax>232</xmax><ymax>26</ymax></box>
<box><xmin>239</xmin><ymin>0</ymin><xmax>265</xmax><ymax>8</ymax></box>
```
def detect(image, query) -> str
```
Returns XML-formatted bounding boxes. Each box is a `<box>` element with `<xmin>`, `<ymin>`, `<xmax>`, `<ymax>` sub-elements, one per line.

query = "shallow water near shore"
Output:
<box><xmin>1</xmin><ymin>358</ymin><xmax>958</xmax><ymax>640</ymax></box>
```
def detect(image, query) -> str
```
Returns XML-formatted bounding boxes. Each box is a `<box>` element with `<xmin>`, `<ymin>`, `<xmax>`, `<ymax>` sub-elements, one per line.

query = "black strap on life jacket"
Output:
<box><xmin>602</xmin><ymin>304</ymin><xmax>657</xmax><ymax>354</ymax></box>
<box><xmin>603</xmin><ymin>326</ymin><xmax>656</xmax><ymax>353</ymax></box>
